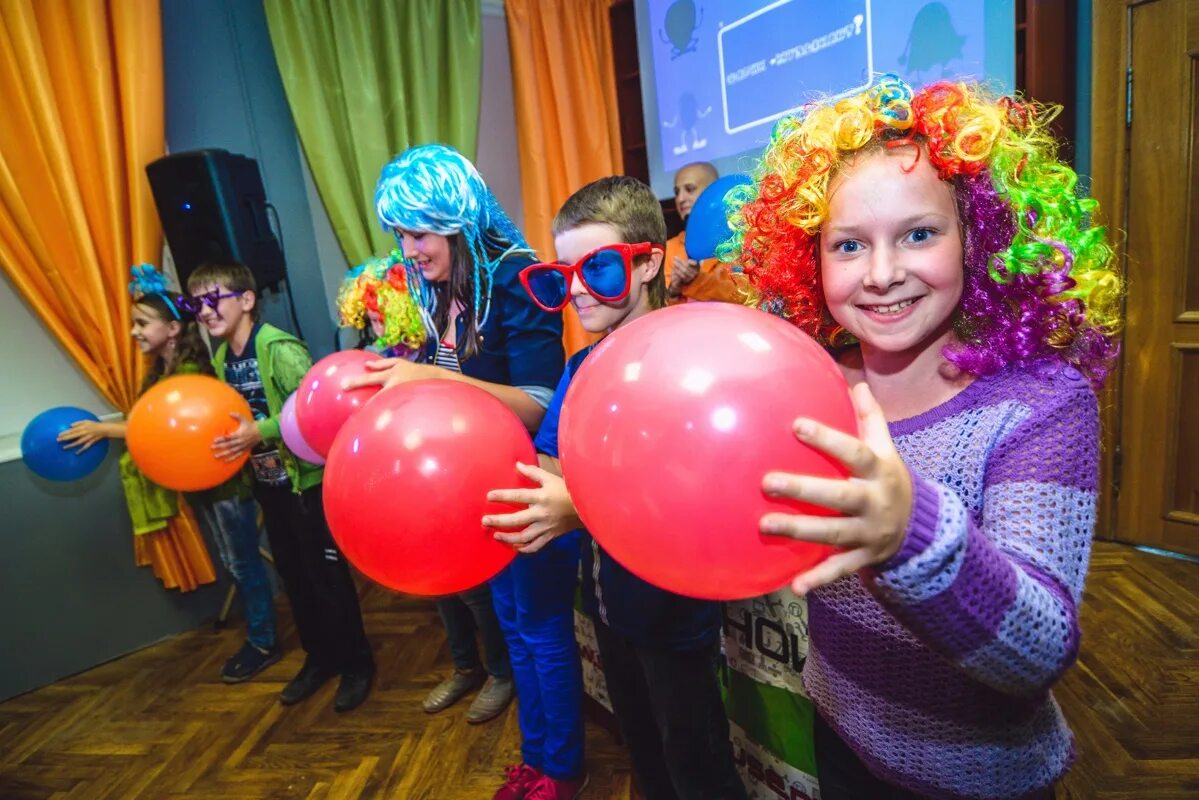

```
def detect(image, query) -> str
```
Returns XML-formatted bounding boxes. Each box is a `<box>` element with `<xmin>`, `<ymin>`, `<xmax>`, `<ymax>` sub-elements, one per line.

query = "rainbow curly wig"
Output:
<box><xmin>719</xmin><ymin>74</ymin><xmax>1123</xmax><ymax>387</ymax></box>
<box><xmin>336</xmin><ymin>251</ymin><xmax>427</xmax><ymax>353</ymax></box>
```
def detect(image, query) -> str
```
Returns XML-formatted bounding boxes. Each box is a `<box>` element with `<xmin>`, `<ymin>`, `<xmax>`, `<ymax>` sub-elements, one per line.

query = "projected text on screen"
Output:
<box><xmin>719</xmin><ymin>0</ymin><xmax>871</xmax><ymax>134</ymax></box>
<box><xmin>636</xmin><ymin>0</ymin><xmax>1010</xmax><ymax>197</ymax></box>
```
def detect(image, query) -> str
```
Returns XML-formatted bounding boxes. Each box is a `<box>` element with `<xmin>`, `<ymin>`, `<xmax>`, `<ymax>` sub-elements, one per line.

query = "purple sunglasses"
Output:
<box><xmin>177</xmin><ymin>289</ymin><xmax>243</xmax><ymax>316</ymax></box>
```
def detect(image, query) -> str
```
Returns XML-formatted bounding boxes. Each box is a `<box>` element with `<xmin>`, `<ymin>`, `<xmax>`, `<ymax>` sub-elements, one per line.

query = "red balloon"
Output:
<box><xmin>559</xmin><ymin>303</ymin><xmax>857</xmax><ymax>600</ymax></box>
<box><xmin>323</xmin><ymin>380</ymin><xmax>532</xmax><ymax>595</ymax></box>
<box><xmin>294</xmin><ymin>350</ymin><xmax>382</xmax><ymax>457</ymax></box>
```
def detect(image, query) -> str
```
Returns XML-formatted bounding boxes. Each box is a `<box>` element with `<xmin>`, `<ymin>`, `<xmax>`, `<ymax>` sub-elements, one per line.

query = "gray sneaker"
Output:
<box><xmin>466</xmin><ymin>676</ymin><xmax>514</xmax><ymax>724</ymax></box>
<box><xmin>423</xmin><ymin>668</ymin><xmax>485</xmax><ymax>713</ymax></box>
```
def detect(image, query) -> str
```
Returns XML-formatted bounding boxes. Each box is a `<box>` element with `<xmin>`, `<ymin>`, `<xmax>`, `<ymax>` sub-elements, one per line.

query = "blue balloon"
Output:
<box><xmin>21</xmin><ymin>407</ymin><xmax>110</xmax><ymax>482</ymax></box>
<box><xmin>684</xmin><ymin>173</ymin><xmax>753</xmax><ymax>261</ymax></box>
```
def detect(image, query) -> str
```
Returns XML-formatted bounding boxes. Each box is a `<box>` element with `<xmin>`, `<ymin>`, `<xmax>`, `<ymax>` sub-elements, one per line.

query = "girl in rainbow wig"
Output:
<box><xmin>335</xmin><ymin>251</ymin><xmax>427</xmax><ymax>359</ymax></box>
<box><xmin>722</xmin><ymin>76</ymin><xmax>1122</xmax><ymax>799</ymax></box>
<box><xmin>352</xmin><ymin>146</ymin><xmax>569</xmax><ymax>781</ymax></box>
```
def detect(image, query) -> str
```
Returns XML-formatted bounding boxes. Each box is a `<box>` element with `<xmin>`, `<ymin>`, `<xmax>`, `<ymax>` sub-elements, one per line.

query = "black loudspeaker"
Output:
<box><xmin>145</xmin><ymin>149</ymin><xmax>287</xmax><ymax>291</ymax></box>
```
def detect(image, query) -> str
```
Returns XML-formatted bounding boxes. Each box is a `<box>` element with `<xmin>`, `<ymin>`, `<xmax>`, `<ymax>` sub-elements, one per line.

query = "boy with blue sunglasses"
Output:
<box><xmin>485</xmin><ymin>176</ymin><xmax>746</xmax><ymax>800</ymax></box>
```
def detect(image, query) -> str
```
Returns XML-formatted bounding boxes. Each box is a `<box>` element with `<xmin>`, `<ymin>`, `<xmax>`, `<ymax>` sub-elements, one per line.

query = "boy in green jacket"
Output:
<box><xmin>188</xmin><ymin>262</ymin><xmax>374</xmax><ymax>712</ymax></box>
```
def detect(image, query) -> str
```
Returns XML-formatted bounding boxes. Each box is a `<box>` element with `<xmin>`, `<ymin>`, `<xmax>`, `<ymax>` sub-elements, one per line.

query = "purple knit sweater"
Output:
<box><xmin>804</xmin><ymin>362</ymin><xmax>1098</xmax><ymax>800</ymax></box>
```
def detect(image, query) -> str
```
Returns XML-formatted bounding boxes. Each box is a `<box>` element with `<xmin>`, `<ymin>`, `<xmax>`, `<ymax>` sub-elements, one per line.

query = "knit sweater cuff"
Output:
<box><xmin>879</xmin><ymin>471</ymin><xmax>940</xmax><ymax>572</ymax></box>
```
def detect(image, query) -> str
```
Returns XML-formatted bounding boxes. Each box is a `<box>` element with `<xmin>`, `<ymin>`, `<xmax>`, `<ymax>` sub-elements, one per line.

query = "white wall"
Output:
<box><xmin>476</xmin><ymin>5</ymin><xmax>526</xmax><ymax>233</ymax></box>
<box><xmin>0</xmin><ymin>272</ymin><xmax>113</xmax><ymax>453</ymax></box>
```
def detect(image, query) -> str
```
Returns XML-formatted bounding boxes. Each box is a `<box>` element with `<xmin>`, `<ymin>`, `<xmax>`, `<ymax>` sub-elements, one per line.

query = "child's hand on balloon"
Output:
<box><xmin>57</xmin><ymin>420</ymin><xmax>108</xmax><ymax>452</ymax></box>
<box><xmin>759</xmin><ymin>382</ymin><xmax>913</xmax><ymax>596</ymax></box>
<box><xmin>345</xmin><ymin>357</ymin><xmax>437</xmax><ymax>391</ymax></box>
<box><xmin>484</xmin><ymin>462</ymin><xmax>581</xmax><ymax>554</ymax></box>
<box><xmin>212</xmin><ymin>412</ymin><xmax>263</xmax><ymax>461</ymax></box>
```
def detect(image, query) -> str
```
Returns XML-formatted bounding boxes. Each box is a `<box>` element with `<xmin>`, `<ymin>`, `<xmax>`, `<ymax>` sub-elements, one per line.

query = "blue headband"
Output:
<box><xmin>374</xmin><ymin>144</ymin><xmax>532</xmax><ymax>329</ymax></box>
<box><xmin>128</xmin><ymin>264</ymin><xmax>183</xmax><ymax>320</ymax></box>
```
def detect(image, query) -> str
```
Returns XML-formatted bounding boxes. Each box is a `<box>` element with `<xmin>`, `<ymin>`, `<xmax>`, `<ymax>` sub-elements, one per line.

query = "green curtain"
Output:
<box><xmin>263</xmin><ymin>0</ymin><xmax>483</xmax><ymax>264</ymax></box>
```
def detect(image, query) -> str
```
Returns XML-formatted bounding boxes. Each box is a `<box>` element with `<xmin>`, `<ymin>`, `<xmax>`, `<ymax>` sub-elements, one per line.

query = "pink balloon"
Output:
<box><xmin>280</xmin><ymin>392</ymin><xmax>325</xmax><ymax>465</ymax></box>
<box><xmin>294</xmin><ymin>350</ymin><xmax>382</xmax><ymax>457</ymax></box>
<box><xmin>559</xmin><ymin>303</ymin><xmax>857</xmax><ymax>601</ymax></box>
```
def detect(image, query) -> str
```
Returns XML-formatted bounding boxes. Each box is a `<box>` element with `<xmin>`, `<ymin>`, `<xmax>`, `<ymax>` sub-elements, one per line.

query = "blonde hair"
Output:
<box><xmin>552</xmin><ymin>176</ymin><xmax>667</xmax><ymax>310</ymax></box>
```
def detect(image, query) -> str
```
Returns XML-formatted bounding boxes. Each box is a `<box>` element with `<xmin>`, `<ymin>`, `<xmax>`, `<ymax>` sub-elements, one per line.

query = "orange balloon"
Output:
<box><xmin>127</xmin><ymin>375</ymin><xmax>252</xmax><ymax>492</ymax></box>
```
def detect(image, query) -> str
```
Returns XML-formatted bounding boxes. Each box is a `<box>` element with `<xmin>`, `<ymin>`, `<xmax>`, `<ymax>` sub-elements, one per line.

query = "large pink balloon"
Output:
<box><xmin>559</xmin><ymin>303</ymin><xmax>857</xmax><ymax>601</ymax></box>
<box><xmin>323</xmin><ymin>380</ymin><xmax>531</xmax><ymax>596</ymax></box>
<box><xmin>294</xmin><ymin>350</ymin><xmax>382</xmax><ymax>457</ymax></box>
<box><xmin>280</xmin><ymin>392</ymin><xmax>325</xmax><ymax>465</ymax></box>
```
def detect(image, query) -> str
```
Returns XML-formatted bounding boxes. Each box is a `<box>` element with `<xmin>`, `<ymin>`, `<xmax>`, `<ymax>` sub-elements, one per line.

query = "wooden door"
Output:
<box><xmin>1093</xmin><ymin>0</ymin><xmax>1199</xmax><ymax>555</ymax></box>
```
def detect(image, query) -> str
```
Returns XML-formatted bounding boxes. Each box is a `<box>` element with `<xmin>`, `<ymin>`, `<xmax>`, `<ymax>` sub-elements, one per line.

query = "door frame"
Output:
<box><xmin>1089</xmin><ymin>0</ymin><xmax>1130</xmax><ymax>540</ymax></box>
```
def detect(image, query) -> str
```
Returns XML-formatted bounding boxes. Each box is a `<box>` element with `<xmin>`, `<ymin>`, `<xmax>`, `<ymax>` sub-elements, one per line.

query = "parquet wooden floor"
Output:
<box><xmin>0</xmin><ymin>541</ymin><xmax>1195</xmax><ymax>799</ymax></box>
<box><xmin>0</xmin><ymin>588</ymin><xmax>635</xmax><ymax>800</ymax></box>
<box><xmin>1055</xmin><ymin>543</ymin><xmax>1199</xmax><ymax>799</ymax></box>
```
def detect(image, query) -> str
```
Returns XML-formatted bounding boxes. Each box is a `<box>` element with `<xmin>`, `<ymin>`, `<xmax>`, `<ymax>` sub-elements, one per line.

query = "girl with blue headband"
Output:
<box><xmin>356</xmin><ymin>145</ymin><xmax>567</xmax><ymax>757</ymax></box>
<box><xmin>58</xmin><ymin>265</ymin><xmax>280</xmax><ymax>682</ymax></box>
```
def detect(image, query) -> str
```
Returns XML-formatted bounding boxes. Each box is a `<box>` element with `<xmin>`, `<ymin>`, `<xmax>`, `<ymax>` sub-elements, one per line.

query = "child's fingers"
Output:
<box><xmin>759</xmin><ymin>511</ymin><xmax>861</xmax><ymax>547</ymax></box>
<box><xmin>791</xmin><ymin>417</ymin><xmax>876</xmax><ymax>476</ymax></box>
<box><xmin>483</xmin><ymin>508</ymin><xmax>539</xmax><ymax>530</ymax></box>
<box><xmin>762</xmin><ymin>472</ymin><xmax>866</xmax><ymax>514</ymax></box>
<box><xmin>491</xmin><ymin>523</ymin><xmax>543</xmax><ymax>545</ymax></box>
<box><xmin>516</xmin><ymin>532</ymin><xmax>555</xmax><ymax>554</ymax></box>
<box><xmin>851</xmin><ymin>383</ymin><xmax>894</xmax><ymax>452</ymax></box>
<box><xmin>486</xmin><ymin>487</ymin><xmax>541</xmax><ymax>506</ymax></box>
<box><xmin>514</xmin><ymin>461</ymin><xmax>551</xmax><ymax>484</ymax></box>
<box><xmin>213</xmin><ymin>439</ymin><xmax>246</xmax><ymax>460</ymax></box>
<box><xmin>790</xmin><ymin>548</ymin><xmax>875</xmax><ymax>596</ymax></box>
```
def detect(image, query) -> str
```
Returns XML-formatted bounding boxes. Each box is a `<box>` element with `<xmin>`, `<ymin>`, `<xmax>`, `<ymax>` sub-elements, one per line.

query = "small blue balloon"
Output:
<box><xmin>21</xmin><ymin>407</ymin><xmax>110</xmax><ymax>482</ymax></box>
<box><xmin>684</xmin><ymin>174</ymin><xmax>753</xmax><ymax>261</ymax></box>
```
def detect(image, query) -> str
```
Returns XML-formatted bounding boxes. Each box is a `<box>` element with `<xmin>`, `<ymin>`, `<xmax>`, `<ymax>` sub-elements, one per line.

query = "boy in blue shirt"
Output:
<box><xmin>485</xmin><ymin>176</ymin><xmax>746</xmax><ymax>800</ymax></box>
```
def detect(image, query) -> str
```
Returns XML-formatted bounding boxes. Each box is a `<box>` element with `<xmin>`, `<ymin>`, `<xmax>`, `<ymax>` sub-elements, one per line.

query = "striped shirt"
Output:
<box><xmin>806</xmin><ymin>362</ymin><xmax>1098</xmax><ymax>799</ymax></box>
<box><xmin>434</xmin><ymin>339</ymin><xmax>462</xmax><ymax>373</ymax></box>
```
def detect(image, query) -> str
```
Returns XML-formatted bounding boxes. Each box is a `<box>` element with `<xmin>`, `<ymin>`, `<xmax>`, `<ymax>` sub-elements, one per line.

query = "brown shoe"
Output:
<box><xmin>423</xmin><ymin>668</ymin><xmax>485</xmax><ymax>713</ymax></box>
<box><xmin>466</xmin><ymin>676</ymin><xmax>515</xmax><ymax>724</ymax></box>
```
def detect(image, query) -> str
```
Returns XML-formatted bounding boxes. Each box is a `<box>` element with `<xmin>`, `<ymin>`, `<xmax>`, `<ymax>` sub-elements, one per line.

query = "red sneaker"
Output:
<box><xmin>526</xmin><ymin>773</ymin><xmax>590</xmax><ymax>800</ymax></box>
<box><xmin>492</xmin><ymin>764</ymin><xmax>543</xmax><ymax>800</ymax></box>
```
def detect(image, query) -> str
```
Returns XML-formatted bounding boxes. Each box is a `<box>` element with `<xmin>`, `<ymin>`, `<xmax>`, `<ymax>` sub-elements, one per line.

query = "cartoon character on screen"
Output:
<box><xmin>661</xmin><ymin>0</ymin><xmax>702</xmax><ymax>59</ymax></box>
<box><xmin>665</xmin><ymin>92</ymin><xmax>713</xmax><ymax>155</ymax></box>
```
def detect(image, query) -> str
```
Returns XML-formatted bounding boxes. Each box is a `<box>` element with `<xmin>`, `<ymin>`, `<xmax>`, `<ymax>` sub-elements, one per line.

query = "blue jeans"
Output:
<box><xmin>193</xmin><ymin>496</ymin><xmax>277</xmax><ymax>650</ymax></box>
<box><xmin>490</xmin><ymin>531</ymin><xmax>584</xmax><ymax>781</ymax></box>
<box><xmin>436</xmin><ymin>584</ymin><xmax>512</xmax><ymax>679</ymax></box>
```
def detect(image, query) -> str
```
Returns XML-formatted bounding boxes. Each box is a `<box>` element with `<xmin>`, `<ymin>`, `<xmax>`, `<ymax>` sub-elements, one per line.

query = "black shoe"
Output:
<box><xmin>221</xmin><ymin>642</ymin><xmax>282</xmax><ymax>684</ymax></box>
<box><xmin>333</xmin><ymin>666</ymin><xmax>375</xmax><ymax>713</ymax></box>
<box><xmin>279</xmin><ymin>659</ymin><xmax>336</xmax><ymax>706</ymax></box>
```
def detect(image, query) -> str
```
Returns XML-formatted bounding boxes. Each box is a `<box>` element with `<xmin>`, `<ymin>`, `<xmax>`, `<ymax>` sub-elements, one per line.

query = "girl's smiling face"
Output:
<box><xmin>820</xmin><ymin>147</ymin><xmax>964</xmax><ymax>362</ymax></box>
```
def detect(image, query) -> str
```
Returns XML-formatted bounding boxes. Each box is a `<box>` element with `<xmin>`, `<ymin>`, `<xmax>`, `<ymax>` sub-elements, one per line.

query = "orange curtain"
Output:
<box><xmin>0</xmin><ymin>0</ymin><xmax>214</xmax><ymax>591</ymax></box>
<box><xmin>506</xmin><ymin>0</ymin><xmax>621</xmax><ymax>355</ymax></box>
<box><xmin>133</xmin><ymin>502</ymin><xmax>214</xmax><ymax>593</ymax></box>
